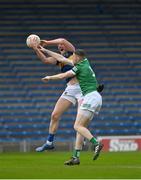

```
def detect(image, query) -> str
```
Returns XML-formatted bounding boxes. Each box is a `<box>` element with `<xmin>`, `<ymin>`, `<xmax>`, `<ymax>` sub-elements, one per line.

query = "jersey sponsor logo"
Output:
<box><xmin>82</xmin><ymin>103</ymin><xmax>91</xmax><ymax>108</ymax></box>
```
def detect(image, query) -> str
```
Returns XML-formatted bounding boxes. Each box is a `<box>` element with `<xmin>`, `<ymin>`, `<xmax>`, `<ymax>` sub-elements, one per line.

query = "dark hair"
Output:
<box><xmin>74</xmin><ymin>49</ymin><xmax>86</xmax><ymax>58</ymax></box>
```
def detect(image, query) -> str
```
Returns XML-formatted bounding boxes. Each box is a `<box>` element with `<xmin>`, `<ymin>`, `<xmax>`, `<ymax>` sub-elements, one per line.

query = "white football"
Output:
<box><xmin>26</xmin><ymin>34</ymin><xmax>40</xmax><ymax>48</ymax></box>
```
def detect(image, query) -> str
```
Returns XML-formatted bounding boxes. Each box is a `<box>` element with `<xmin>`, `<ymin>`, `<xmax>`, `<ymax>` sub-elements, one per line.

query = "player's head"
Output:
<box><xmin>73</xmin><ymin>49</ymin><xmax>86</xmax><ymax>64</ymax></box>
<box><xmin>58</xmin><ymin>43</ymin><xmax>66</xmax><ymax>54</ymax></box>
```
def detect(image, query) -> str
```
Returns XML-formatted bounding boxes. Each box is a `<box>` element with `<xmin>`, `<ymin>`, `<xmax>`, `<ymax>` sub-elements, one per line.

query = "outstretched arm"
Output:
<box><xmin>40</xmin><ymin>46</ymin><xmax>74</xmax><ymax>66</ymax></box>
<box><xmin>40</xmin><ymin>38</ymin><xmax>75</xmax><ymax>52</ymax></box>
<box><xmin>32</xmin><ymin>46</ymin><xmax>57</xmax><ymax>65</ymax></box>
<box><xmin>42</xmin><ymin>70</ymin><xmax>75</xmax><ymax>82</ymax></box>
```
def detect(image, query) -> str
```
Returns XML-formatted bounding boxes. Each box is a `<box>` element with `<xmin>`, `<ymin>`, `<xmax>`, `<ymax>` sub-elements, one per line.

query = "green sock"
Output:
<box><xmin>73</xmin><ymin>149</ymin><xmax>81</xmax><ymax>158</ymax></box>
<box><xmin>90</xmin><ymin>137</ymin><xmax>99</xmax><ymax>145</ymax></box>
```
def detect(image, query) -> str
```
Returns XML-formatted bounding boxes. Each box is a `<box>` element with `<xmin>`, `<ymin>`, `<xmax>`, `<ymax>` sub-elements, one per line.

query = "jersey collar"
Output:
<box><xmin>77</xmin><ymin>58</ymin><xmax>88</xmax><ymax>64</ymax></box>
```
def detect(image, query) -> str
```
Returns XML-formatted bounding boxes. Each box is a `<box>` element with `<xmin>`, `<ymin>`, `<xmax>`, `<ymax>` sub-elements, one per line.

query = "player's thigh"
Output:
<box><xmin>74</xmin><ymin>110</ymin><xmax>93</xmax><ymax>127</ymax></box>
<box><xmin>52</xmin><ymin>97</ymin><xmax>72</xmax><ymax>116</ymax></box>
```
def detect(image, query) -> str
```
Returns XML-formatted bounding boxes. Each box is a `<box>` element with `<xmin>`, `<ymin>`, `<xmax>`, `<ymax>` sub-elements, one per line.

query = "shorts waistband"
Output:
<box><xmin>66</xmin><ymin>83</ymin><xmax>79</xmax><ymax>87</ymax></box>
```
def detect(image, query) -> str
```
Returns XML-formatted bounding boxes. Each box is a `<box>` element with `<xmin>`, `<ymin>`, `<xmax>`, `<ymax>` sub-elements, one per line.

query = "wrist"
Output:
<box><xmin>33</xmin><ymin>46</ymin><xmax>38</xmax><ymax>51</ymax></box>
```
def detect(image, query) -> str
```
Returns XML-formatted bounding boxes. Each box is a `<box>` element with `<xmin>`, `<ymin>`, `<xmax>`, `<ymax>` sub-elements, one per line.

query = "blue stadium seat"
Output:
<box><xmin>0</xmin><ymin>0</ymin><xmax>141</xmax><ymax>142</ymax></box>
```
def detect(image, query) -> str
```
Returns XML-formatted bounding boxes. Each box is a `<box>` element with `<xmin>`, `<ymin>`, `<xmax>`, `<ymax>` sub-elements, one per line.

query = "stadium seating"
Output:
<box><xmin>0</xmin><ymin>0</ymin><xmax>141</xmax><ymax>143</ymax></box>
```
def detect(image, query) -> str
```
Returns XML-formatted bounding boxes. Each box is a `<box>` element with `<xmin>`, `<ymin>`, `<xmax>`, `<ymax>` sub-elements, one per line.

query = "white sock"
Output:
<box><xmin>46</xmin><ymin>140</ymin><xmax>53</xmax><ymax>145</ymax></box>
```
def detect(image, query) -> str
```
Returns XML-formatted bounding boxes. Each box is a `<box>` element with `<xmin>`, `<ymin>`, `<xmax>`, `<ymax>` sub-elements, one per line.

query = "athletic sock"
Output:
<box><xmin>46</xmin><ymin>133</ymin><xmax>54</xmax><ymax>144</ymax></box>
<box><xmin>73</xmin><ymin>149</ymin><xmax>81</xmax><ymax>158</ymax></box>
<box><xmin>90</xmin><ymin>137</ymin><xmax>99</xmax><ymax>145</ymax></box>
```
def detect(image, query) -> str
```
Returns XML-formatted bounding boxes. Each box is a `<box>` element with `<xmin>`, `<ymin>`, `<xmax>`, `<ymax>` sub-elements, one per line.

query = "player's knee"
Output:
<box><xmin>51</xmin><ymin>112</ymin><xmax>60</xmax><ymax>122</ymax></box>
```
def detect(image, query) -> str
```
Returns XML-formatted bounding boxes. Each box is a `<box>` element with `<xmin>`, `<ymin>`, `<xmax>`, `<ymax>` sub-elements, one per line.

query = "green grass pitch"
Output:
<box><xmin>0</xmin><ymin>151</ymin><xmax>141</xmax><ymax>179</ymax></box>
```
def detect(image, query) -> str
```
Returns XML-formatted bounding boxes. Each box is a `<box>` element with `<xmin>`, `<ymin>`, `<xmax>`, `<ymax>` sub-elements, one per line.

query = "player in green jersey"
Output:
<box><xmin>40</xmin><ymin>47</ymin><xmax>104</xmax><ymax>165</ymax></box>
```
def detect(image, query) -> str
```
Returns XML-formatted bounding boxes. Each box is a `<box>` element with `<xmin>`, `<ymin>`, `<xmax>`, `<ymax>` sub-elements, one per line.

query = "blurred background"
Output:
<box><xmin>0</xmin><ymin>0</ymin><xmax>141</xmax><ymax>152</ymax></box>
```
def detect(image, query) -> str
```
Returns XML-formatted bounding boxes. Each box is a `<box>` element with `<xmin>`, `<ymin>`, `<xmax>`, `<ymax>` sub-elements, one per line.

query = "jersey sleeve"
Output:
<box><xmin>71</xmin><ymin>66</ymin><xmax>79</xmax><ymax>75</ymax></box>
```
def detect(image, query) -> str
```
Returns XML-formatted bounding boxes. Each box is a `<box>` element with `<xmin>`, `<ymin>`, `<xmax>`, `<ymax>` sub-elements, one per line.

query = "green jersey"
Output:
<box><xmin>72</xmin><ymin>58</ymin><xmax>98</xmax><ymax>95</ymax></box>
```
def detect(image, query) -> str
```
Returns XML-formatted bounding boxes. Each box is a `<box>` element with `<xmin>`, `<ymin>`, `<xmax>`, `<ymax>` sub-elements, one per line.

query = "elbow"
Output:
<box><xmin>59</xmin><ymin>38</ymin><xmax>66</xmax><ymax>44</ymax></box>
<box><xmin>42</xmin><ymin>59</ymin><xmax>49</xmax><ymax>64</ymax></box>
<box><xmin>43</xmin><ymin>61</ymin><xmax>49</xmax><ymax>64</ymax></box>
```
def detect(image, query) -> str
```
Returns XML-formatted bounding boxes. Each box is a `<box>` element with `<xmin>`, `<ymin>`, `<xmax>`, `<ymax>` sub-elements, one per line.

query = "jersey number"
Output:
<box><xmin>89</xmin><ymin>66</ymin><xmax>95</xmax><ymax>77</ymax></box>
